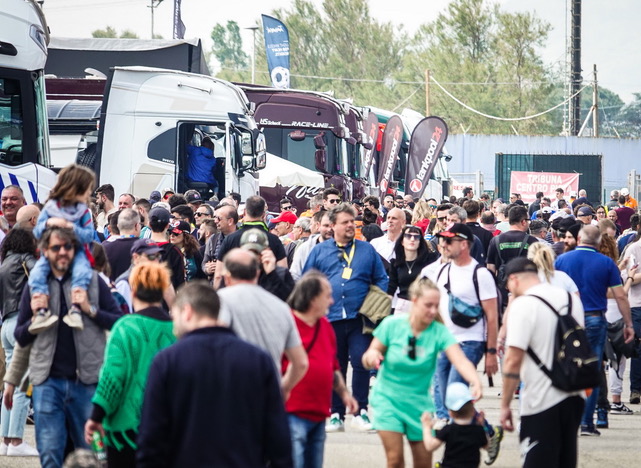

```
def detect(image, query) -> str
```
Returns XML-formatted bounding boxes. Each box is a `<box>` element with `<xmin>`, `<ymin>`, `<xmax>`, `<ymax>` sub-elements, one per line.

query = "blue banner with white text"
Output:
<box><xmin>262</xmin><ymin>15</ymin><xmax>290</xmax><ymax>88</ymax></box>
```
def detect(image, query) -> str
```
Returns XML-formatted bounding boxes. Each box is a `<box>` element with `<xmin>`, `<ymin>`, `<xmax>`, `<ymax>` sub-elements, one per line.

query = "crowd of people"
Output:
<box><xmin>0</xmin><ymin>165</ymin><xmax>638</xmax><ymax>468</ymax></box>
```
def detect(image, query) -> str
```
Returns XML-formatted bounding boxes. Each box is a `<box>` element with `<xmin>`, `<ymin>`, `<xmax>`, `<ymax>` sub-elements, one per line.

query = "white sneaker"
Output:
<box><xmin>351</xmin><ymin>409</ymin><xmax>373</xmax><ymax>432</ymax></box>
<box><xmin>325</xmin><ymin>413</ymin><xmax>345</xmax><ymax>432</ymax></box>
<box><xmin>7</xmin><ymin>442</ymin><xmax>39</xmax><ymax>457</ymax></box>
<box><xmin>0</xmin><ymin>442</ymin><xmax>8</xmax><ymax>455</ymax></box>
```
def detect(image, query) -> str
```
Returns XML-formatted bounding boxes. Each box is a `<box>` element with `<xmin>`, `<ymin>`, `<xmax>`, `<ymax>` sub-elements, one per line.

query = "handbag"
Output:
<box><xmin>360</xmin><ymin>285</ymin><xmax>392</xmax><ymax>334</ymax></box>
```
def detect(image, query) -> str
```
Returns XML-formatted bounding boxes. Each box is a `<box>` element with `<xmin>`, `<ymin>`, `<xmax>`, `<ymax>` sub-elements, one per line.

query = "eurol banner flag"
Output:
<box><xmin>361</xmin><ymin>112</ymin><xmax>379</xmax><ymax>181</ymax></box>
<box><xmin>377</xmin><ymin>115</ymin><xmax>404</xmax><ymax>200</ymax></box>
<box><xmin>262</xmin><ymin>15</ymin><xmax>290</xmax><ymax>89</ymax></box>
<box><xmin>405</xmin><ymin>117</ymin><xmax>448</xmax><ymax>199</ymax></box>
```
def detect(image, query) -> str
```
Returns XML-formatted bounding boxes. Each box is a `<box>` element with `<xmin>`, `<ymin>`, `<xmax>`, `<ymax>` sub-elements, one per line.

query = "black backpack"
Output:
<box><xmin>526</xmin><ymin>292</ymin><xmax>600</xmax><ymax>392</ymax></box>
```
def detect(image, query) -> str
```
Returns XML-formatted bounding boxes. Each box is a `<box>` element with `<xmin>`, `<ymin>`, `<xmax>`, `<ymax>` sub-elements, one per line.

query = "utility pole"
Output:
<box><xmin>148</xmin><ymin>0</ymin><xmax>164</xmax><ymax>39</ymax></box>
<box><xmin>425</xmin><ymin>70</ymin><xmax>430</xmax><ymax>116</ymax></box>
<box><xmin>245</xmin><ymin>26</ymin><xmax>259</xmax><ymax>84</ymax></box>
<box><xmin>592</xmin><ymin>64</ymin><xmax>598</xmax><ymax>137</ymax></box>
<box><xmin>570</xmin><ymin>0</ymin><xmax>582</xmax><ymax>136</ymax></box>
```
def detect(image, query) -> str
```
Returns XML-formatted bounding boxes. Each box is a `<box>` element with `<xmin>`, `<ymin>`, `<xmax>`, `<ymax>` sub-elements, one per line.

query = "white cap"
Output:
<box><xmin>621</xmin><ymin>188</ymin><xmax>630</xmax><ymax>196</ymax></box>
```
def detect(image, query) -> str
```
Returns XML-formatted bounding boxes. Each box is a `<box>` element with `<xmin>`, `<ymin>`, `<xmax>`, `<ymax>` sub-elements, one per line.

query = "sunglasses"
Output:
<box><xmin>195</xmin><ymin>212</ymin><xmax>208</xmax><ymax>217</ymax></box>
<box><xmin>404</xmin><ymin>233</ymin><xmax>421</xmax><ymax>241</ymax></box>
<box><xmin>442</xmin><ymin>237</ymin><xmax>464</xmax><ymax>244</ymax></box>
<box><xmin>437</xmin><ymin>216</ymin><xmax>447</xmax><ymax>221</ymax></box>
<box><xmin>169</xmin><ymin>231</ymin><xmax>184</xmax><ymax>236</ymax></box>
<box><xmin>49</xmin><ymin>243</ymin><xmax>74</xmax><ymax>253</ymax></box>
<box><xmin>328</xmin><ymin>199</ymin><xmax>340</xmax><ymax>204</ymax></box>
<box><xmin>408</xmin><ymin>336</ymin><xmax>417</xmax><ymax>360</ymax></box>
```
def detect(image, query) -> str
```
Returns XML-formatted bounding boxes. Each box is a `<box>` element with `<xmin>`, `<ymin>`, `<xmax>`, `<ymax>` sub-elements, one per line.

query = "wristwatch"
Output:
<box><xmin>486</xmin><ymin>348</ymin><xmax>497</xmax><ymax>355</ymax></box>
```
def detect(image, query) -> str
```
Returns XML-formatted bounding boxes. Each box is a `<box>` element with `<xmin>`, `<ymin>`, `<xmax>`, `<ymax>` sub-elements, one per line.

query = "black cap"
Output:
<box><xmin>130</xmin><ymin>239</ymin><xmax>162</xmax><ymax>256</ymax></box>
<box><xmin>503</xmin><ymin>257</ymin><xmax>538</xmax><ymax>277</ymax></box>
<box><xmin>436</xmin><ymin>223</ymin><xmax>473</xmax><ymax>241</ymax></box>
<box><xmin>149</xmin><ymin>207</ymin><xmax>171</xmax><ymax>228</ymax></box>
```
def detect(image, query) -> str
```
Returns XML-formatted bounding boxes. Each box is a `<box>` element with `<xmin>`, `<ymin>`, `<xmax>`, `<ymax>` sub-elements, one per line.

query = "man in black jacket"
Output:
<box><xmin>137</xmin><ymin>282</ymin><xmax>292</xmax><ymax>468</ymax></box>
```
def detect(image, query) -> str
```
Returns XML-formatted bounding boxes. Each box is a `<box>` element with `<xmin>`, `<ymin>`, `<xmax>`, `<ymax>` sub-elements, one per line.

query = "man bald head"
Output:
<box><xmin>385</xmin><ymin>207</ymin><xmax>405</xmax><ymax>240</ymax></box>
<box><xmin>222</xmin><ymin>248</ymin><xmax>260</xmax><ymax>285</ymax></box>
<box><xmin>15</xmin><ymin>204</ymin><xmax>41</xmax><ymax>230</ymax></box>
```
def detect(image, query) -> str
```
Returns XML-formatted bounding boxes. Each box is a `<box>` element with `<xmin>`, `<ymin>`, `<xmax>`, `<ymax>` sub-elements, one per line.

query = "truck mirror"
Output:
<box><xmin>313</xmin><ymin>133</ymin><xmax>326</xmax><ymax>150</ymax></box>
<box><xmin>346</xmin><ymin>136</ymin><xmax>357</xmax><ymax>146</ymax></box>
<box><xmin>289</xmin><ymin>130</ymin><xmax>306</xmax><ymax>142</ymax></box>
<box><xmin>315</xmin><ymin>148</ymin><xmax>326</xmax><ymax>172</ymax></box>
<box><xmin>254</xmin><ymin>132</ymin><xmax>266</xmax><ymax>170</ymax></box>
<box><xmin>241</xmin><ymin>131</ymin><xmax>253</xmax><ymax>156</ymax></box>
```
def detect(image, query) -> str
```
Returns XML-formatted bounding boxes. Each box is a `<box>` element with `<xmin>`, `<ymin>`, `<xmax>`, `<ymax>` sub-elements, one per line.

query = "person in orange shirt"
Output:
<box><xmin>621</xmin><ymin>188</ymin><xmax>638</xmax><ymax>210</ymax></box>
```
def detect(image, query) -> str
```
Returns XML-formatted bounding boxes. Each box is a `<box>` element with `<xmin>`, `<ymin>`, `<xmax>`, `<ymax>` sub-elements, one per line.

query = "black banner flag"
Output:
<box><xmin>377</xmin><ymin>115</ymin><xmax>404</xmax><ymax>200</ymax></box>
<box><xmin>404</xmin><ymin>116</ymin><xmax>448</xmax><ymax>199</ymax></box>
<box><xmin>361</xmin><ymin>112</ymin><xmax>379</xmax><ymax>181</ymax></box>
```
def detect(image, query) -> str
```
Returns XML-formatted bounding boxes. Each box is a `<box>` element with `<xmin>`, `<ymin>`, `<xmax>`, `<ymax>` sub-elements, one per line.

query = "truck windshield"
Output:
<box><xmin>0</xmin><ymin>69</ymin><xmax>49</xmax><ymax>167</ymax></box>
<box><xmin>263</xmin><ymin>127</ymin><xmax>341</xmax><ymax>174</ymax></box>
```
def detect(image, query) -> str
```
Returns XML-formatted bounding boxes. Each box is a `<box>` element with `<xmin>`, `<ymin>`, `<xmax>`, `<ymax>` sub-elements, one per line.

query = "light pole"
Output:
<box><xmin>149</xmin><ymin>0</ymin><xmax>164</xmax><ymax>39</ymax></box>
<box><xmin>245</xmin><ymin>26</ymin><xmax>259</xmax><ymax>84</ymax></box>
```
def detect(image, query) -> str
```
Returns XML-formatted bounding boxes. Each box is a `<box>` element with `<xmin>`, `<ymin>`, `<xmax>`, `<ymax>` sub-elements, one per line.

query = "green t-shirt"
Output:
<box><xmin>372</xmin><ymin>314</ymin><xmax>457</xmax><ymax>409</ymax></box>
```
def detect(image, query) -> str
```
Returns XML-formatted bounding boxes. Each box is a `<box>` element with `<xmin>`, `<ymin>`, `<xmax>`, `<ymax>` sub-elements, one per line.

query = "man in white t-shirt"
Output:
<box><xmin>370</xmin><ymin>207</ymin><xmax>404</xmax><ymax>265</ymax></box>
<box><xmin>500</xmin><ymin>257</ymin><xmax>585</xmax><ymax>468</ymax></box>
<box><xmin>426</xmin><ymin>223</ymin><xmax>501</xmax><ymax>464</ymax></box>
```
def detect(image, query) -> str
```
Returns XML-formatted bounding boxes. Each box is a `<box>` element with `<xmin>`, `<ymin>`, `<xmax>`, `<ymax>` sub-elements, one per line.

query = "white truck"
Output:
<box><xmin>79</xmin><ymin>67</ymin><xmax>266</xmax><ymax>200</ymax></box>
<box><xmin>0</xmin><ymin>0</ymin><xmax>56</xmax><ymax>202</ymax></box>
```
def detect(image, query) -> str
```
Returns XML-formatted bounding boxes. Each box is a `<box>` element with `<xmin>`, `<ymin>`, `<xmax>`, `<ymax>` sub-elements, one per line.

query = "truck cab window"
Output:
<box><xmin>0</xmin><ymin>77</ymin><xmax>24</xmax><ymax>166</ymax></box>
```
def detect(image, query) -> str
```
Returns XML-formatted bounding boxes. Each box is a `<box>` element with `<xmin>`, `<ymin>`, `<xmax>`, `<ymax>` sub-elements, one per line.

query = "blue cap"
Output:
<box><xmin>445</xmin><ymin>382</ymin><xmax>473</xmax><ymax>411</ymax></box>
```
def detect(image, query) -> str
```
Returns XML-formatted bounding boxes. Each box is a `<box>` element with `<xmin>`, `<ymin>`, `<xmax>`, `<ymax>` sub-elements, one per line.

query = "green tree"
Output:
<box><xmin>91</xmin><ymin>26</ymin><xmax>139</xmax><ymax>39</ymax></box>
<box><xmin>613</xmin><ymin>93</ymin><xmax>641</xmax><ymax>137</ymax></box>
<box><xmin>211</xmin><ymin>21</ymin><xmax>250</xmax><ymax>71</ymax></box>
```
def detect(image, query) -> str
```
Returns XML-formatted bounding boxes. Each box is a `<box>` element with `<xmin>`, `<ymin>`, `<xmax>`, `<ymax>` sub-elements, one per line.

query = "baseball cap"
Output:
<box><xmin>169</xmin><ymin>220</ymin><xmax>191</xmax><ymax>235</ymax></box>
<box><xmin>240</xmin><ymin>228</ymin><xmax>269</xmax><ymax>253</ymax></box>
<box><xmin>185</xmin><ymin>190</ymin><xmax>203</xmax><ymax>204</ymax></box>
<box><xmin>435</xmin><ymin>223</ymin><xmax>473</xmax><ymax>241</ymax></box>
<box><xmin>271</xmin><ymin>211</ymin><xmax>298</xmax><ymax>225</ymax></box>
<box><xmin>570</xmin><ymin>191</ymin><xmax>578</xmax><ymax>198</ymax></box>
<box><xmin>149</xmin><ymin>207</ymin><xmax>171</xmax><ymax>228</ymax></box>
<box><xmin>445</xmin><ymin>382</ymin><xmax>473</xmax><ymax>411</ymax></box>
<box><xmin>162</xmin><ymin>188</ymin><xmax>175</xmax><ymax>199</ymax></box>
<box><xmin>577</xmin><ymin>206</ymin><xmax>594</xmax><ymax>217</ymax></box>
<box><xmin>503</xmin><ymin>257</ymin><xmax>538</xmax><ymax>277</ymax></box>
<box><xmin>351</xmin><ymin>199</ymin><xmax>364</xmax><ymax>206</ymax></box>
<box><xmin>621</xmin><ymin>188</ymin><xmax>630</xmax><ymax>196</ymax></box>
<box><xmin>149</xmin><ymin>190</ymin><xmax>161</xmax><ymax>203</ymax></box>
<box><xmin>130</xmin><ymin>239</ymin><xmax>162</xmax><ymax>256</ymax></box>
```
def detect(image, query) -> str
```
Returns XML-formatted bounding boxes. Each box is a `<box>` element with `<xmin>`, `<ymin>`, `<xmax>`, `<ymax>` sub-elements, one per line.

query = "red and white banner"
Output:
<box><xmin>509</xmin><ymin>171</ymin><xmax>579</xmax><ymax>204</ymax></box>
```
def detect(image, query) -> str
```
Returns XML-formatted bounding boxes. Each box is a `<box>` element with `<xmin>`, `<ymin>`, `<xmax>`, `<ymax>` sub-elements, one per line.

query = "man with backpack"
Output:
<box><xmin>555</xmin><ymin>225</ymin><xmax>634</xmax><ymax>436</ymax></box>
<box><xmin>426</xmin><ymin>223</ymin><xmax>502</xmax><ymax>465</ymax></box>
<box><xmin>500</xmin><ymin>258</ymin><xmax>586</xmax><ymax>468</ymax></box>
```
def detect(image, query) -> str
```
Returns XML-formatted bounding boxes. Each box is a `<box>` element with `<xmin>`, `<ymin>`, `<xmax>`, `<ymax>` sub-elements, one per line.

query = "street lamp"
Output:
<box><xmin>245</xmin><ymin>26</ymin><xmax>259</xmax><ymax>84</ymax></box>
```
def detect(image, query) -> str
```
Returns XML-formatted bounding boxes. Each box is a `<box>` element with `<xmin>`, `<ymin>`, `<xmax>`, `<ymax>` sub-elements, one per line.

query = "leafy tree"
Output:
<box><xmin>211</xmin><ymin>21</ymin><xmax>250</xmax><ymax>71</ymax></box>
<box><xmin>91</xmin><ymin>26</ymin><xmax>139</xmax><ymax>39</ymax></box>
<box><xmin>613</xmin><ymin>93</ymin><xmax>641</xmax><ymax>137</ymax></box>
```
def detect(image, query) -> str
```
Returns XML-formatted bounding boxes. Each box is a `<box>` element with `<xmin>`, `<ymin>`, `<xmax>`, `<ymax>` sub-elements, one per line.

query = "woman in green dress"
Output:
<box><xmin>84</xmin><ymin>262</ymin><xmax>176</xmax><ymax>467</ymax></box>
<box><xmin>362</xmin><ymin>277</ymin><xmax>482</xmax><ymax>468</ymax></box>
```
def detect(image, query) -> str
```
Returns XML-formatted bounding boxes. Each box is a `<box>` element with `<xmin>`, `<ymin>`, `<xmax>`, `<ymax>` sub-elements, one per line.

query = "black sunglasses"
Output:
<box><xmin>437</xmin><ymin>216</ymin><xmax>447</xmax><ymax>221</ymax></box>
<box><xmin>49</xmin><ymin>243</ymin><xmax>74</xmax><ymax>253</ymax></box>
<box><xmin>404</xmin><ymin>233</ymin><xmax>421</xmax><ymax>241</ymax></box>
<box><xmin>408</xmin><ymin>336</ymin><xmax>417</xmax><ymax>360</ymax></box>
<box><xmin>194</xmin><ymin>212</ymin><xmax>208</xmax><ymax>217</ymax></box>
<box><xmin>328</xmin><ymin>199</ymin><xmax>340</xmax><ymax>204</ymax></box>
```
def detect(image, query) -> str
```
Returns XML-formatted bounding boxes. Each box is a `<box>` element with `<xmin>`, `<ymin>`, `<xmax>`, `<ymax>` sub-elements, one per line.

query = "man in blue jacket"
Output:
<box><xmin>303</xmin><ymin>203</ymin><xmax>388</xmax><ymax>433</ymax></box>
<box><xmin>137</xmin><ymin>281</ymin><xmax>292</xmax><ymax>468</ymax></box>
<box><xmin>186</xmin><ymin>136</ymin><xmax>218</xmax><ymax>194</ymax></box>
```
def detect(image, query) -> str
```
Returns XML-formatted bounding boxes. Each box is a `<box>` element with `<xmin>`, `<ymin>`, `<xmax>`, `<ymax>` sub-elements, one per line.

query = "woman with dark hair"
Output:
<box><xmin>84</xmin><ymin>262</ymin><xmax>176</xmax><ymax>467</ymax></box>
<box><xmin>387</xmin><ymin>225</ymin><xmax>439</xmax><ymax>314</ymax></box>
<box><xmin>0</xmin><ymin>228</ymin><xmax>39</xmax><ymax>456</ymax></box>
<box><xmin>168</xmin><ymin>220</ymin><xmax>206</xmax><ymax>281</ymax></box>
<box><xmin>285</xmin><ymin>271</ymin><xmax>358</xmax><ymax>468</ymax></box>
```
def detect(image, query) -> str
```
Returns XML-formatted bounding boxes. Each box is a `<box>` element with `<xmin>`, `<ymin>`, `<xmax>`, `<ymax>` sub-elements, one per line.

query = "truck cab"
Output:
<box><xmin>86</xmin><ymin>67</ymin><xmax>265</xmax><ymax>201</ymax></box>
<box><xmin>0</xmin><ymin>0</ymin><xmax>56</xmax><ymax>202</ymax></box>
<box><xmin>238</xmin><ymin>85</ymin><xmax>372</xmax><ymax>211</ymax></box>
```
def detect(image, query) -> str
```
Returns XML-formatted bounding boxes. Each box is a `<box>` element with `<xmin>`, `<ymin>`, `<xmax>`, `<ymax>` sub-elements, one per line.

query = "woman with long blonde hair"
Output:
<box><xmin>411</xmin><ymin>201</ymin><xmax>433</xmax><ymax>235</ymax></box>
<box><xmin>527</xmin><ymin>242</ymin><xmax>578</xmax><ymax>293</ymax></box>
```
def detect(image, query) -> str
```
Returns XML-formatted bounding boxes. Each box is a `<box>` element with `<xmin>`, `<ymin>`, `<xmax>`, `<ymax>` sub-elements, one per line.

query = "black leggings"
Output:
<box><xmin>519</xmin><ymin>396</ymin><xmax>584</xmax><ymax>468</ymax></box>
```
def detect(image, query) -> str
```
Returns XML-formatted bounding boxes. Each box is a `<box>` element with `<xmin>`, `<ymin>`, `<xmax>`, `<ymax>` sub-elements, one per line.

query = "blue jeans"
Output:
<box><xmin>581</xmin><ymin>314</ymin><xmax>607</xmax><ymax>428</ymax></box>
<box><xmin>29</xmin><ymin>249</ymin><xmax>92</xmax><ymax>295</ymax></box>
<box><xmin>1</xmin><ymin>313</ymin><xmax>30</xmax><ymax>439</ymax></box>
<box><xmin>629</xmin><ymin>307</ymin><xmax>641</xmax><ymax>391</ymax></box>
<box><xmin>288</xmin><ymin>414</ymin><xmax>326</xmax><ymax>468</ymax></box>
<box><xmin>331</xmin><ymin>317</ymin><xmax>372</xmax><ymax>418</ymax></box>
<box><xmin>435</xmin><ymin>340</ymin><xmax>485</xmax><ymax>420</ymax></box>
<box><xmin>32</xmin><ymin>378</ymin><xmax>95</xmax><ymax>468</ymax></box>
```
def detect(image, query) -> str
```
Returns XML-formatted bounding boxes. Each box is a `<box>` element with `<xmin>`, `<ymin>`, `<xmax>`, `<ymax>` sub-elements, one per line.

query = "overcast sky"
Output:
<box><xmin>42</xmin><ymin>0</ymin><xmax>640</xmax><ymax>104</ymax></box>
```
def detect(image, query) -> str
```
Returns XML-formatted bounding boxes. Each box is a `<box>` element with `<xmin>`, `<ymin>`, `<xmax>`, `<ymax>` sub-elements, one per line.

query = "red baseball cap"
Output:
<box><xmin>271</xmin><ymin>211</ymin><xmax>298</xmax><ymax>225</ymax></box>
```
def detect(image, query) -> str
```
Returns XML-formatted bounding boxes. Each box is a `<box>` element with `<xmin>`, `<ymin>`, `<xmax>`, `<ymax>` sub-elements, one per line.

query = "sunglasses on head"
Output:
<box><xmin>49</xmin><ymin>243</ymin><xmax>73</xmax><ymax>253</ymax></box>
<box><xmin>408</xmin><ymin>336</ymin><xmax>417</xmax><ymax>360</ymax></box>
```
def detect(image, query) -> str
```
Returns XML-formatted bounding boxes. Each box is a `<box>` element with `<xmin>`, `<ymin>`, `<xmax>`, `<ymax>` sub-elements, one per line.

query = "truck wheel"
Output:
<box><xmin>76</xmin><ymin>144</ymin><xmax>97</xmax><ymax>169</ymax></box>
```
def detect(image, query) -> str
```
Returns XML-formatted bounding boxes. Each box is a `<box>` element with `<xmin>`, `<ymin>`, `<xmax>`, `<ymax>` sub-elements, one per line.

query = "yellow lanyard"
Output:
<box><xmin>338</xmin><ymin>242</ymin><xmax>355</xmax><ymax>268</ymax></box>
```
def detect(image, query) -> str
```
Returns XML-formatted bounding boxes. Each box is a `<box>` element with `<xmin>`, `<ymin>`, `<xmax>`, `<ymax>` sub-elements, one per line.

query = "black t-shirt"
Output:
<box><xmin>467</xmin><ymin>222</ymin><xmax>494</xmax><ymax>255</ymax></box>
<box><xmin>436</xmin><ymin>423</ymin><xmax>487</xmax><ymax>468</ymax></box>
<box><xmin>486</xmin><ymin>230</ymin><xmax>537</xmax><ymax>269</ymax></box>
<box><xmin>102</xmin><ymin>237</ymin><xmax>139</xmax><ymax>281</ymax></box>
<box><xmin>218</xmin><ymin>223</ymin><xmax>287</xmax><ymax>262</ymax></box>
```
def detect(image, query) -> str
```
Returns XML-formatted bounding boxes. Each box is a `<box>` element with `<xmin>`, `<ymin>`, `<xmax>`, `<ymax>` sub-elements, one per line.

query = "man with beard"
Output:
<box><xmin>562</xmin><ymin>223</ymin><xmax>582</xmax><ymax>254</ymax></box>
<box><xmin>94</xmin><ymin>184</ymin><xmax>116</xmax><ymax>233</ymax></box>
<box><xmin>303</xmin><ymin>203</ymin><xmax>388</xmax><ymax>433</ymax></box>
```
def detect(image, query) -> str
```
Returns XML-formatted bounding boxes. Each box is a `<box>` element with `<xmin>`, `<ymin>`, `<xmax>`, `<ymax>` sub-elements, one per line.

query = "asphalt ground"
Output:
<box><xmin>4</xmin><ymin>365</ymin><xmax>641</xmax><ymax>467</ymax></box>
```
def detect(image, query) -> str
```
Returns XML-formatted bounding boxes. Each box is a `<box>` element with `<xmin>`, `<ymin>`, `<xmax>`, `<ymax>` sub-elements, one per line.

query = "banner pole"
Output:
<box><xmin>425</xmin><ymin>70</ymin><xmax>430</xmax><ymax>117</ymax></box>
